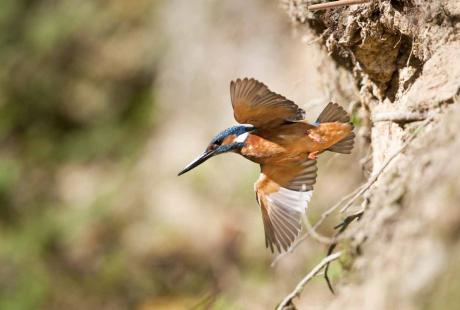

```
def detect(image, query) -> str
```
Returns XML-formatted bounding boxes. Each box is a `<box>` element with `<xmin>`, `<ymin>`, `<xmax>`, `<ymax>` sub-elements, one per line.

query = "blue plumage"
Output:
<box><xmin>210</xmin><ymin>125</ymin><xmax>254</xmax><ymax>146</ymax></box>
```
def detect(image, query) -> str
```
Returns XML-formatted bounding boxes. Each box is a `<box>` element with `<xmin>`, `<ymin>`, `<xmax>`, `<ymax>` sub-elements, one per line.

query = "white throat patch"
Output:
<box><xmin>235</xmin><ymin>132</ymin><xmax>249</xmax><ymax>143</ymax></box>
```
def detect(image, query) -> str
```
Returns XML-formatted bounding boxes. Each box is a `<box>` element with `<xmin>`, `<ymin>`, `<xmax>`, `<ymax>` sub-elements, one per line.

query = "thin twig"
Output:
<box><xmin>406</xmin><ymin>39</ymin><xmax>415</xmax><ymax>67</ymax></box>
<box><xmin>308</xmin><ymin>0</ymin><xmax>372</xmax><ymax>11</ymax></box>
<box><xmin>308</xmin><ymin>184</ymin><xmax>365</xmax><ymax>232</ymax></box>
<box><xmin>304</xmin><ymin>212</ymin><xmax>335</xmax><ymax>244</ymax></box>
<box><xmin>189</xmin><ymin>289</ymin><xmax>218</xmax><ymax>309</ymax></box>
<box><xmin>302</xmin><ymin>28</ymin><xmax>331</xmax><ymax>46</ymax></box>
<box><xmin>324</xmin><ymin>241</ymin><xmax>338</xmax><ymax>294</ymax></box>
<box><xmin>302</xmin><ymin>35</ymin><xmax>323</xmax><ymax>46</ymax></box>
<box><xmin>372</xmin><ymin>111</ymin><xmax>427</xmax><ymax>123</ymax></box>
<box><xmin>323</xmin><ymin>210</ymin><xmax>363</xmax><ymax>293</ymax></box>
<box><xmin>277</xmin><ymin>252</ymin><xmax>342</xmax><ymax>310</ymax></box>
<box><xmin>393</xmin><ymin>33</ymin><xmax>402</xmax><ymax>49</ymax></box>
<box><xmin>334</xmin><ymin>210</ymin><xmax>364</xmax><ymax>230</ymax></box>
<box><xmin>340</xmin><ymin>117</ymin><xmax>433</xmax><ymax>213</ymax></box>
<box><xmin>271</xmin><ymin>184</ymin><xmax>364</xmax><ymax>266</ymax></box>
<box><xmin>305</xmin><ymin>204</ymin><xmax>367</xmax><ymax>247</ymax></box>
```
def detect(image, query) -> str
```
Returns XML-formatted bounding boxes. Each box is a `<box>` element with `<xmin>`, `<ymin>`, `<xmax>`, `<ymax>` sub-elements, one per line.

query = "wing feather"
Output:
<box><xmin>261</xmin><ymin>204</ymin><xmax>279</xmax><ymax>252</ymax></box>
<box><xmin>255</xmin><ymin>160</ymin><xmax>317</xmax><ymax>253</ymax></box>
<box><xmin>269</xmin><ymin>215</ymin><xmax>292</xmax><ymax>251</ymax></box>
<box><xmin>230</xmin><ymin>78</ymin><xmax>305</xmax><ymax>128</ymax></box>
<box><xmin>262</xmin><ymin>160</ymin><xmax>317</xmax><ymax>192</ymax></box>
<box><xmin>270</xmin><ymin>205</ymin><xmax>299</xmax><ymax>235</ymax></box>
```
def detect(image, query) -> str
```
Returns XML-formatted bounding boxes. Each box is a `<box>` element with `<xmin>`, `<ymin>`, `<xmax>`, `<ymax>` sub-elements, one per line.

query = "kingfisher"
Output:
<box><xmin>178</xmin><ymin>78</ymin><xmax>355</xmax><ymax>253</ymax></box>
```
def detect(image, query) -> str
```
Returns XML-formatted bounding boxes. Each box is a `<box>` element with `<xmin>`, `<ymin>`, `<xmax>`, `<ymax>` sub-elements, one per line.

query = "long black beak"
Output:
<box><xmin>178</xmin><ymin>149</ymin><xmax>216</xmax><ymax>176</ymax></box>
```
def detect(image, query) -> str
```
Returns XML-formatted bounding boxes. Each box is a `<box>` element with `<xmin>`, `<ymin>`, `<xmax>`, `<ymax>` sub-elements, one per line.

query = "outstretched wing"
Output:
<box><xmin>230</xmin><ymin>78</ymin><xmax>305</xmax><ymax>129</ymax></box>
<box><xmin>255</xmin><ymin>160</ymin><xmax>317</xmax><ymax>253</ymax></box>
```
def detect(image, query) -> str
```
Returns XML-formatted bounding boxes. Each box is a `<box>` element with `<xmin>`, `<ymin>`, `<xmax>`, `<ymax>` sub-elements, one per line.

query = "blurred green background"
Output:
<box><xmin>0</xmin><ymin>1</ymin><xmax>362</xmax><ymax>309</ymax></box>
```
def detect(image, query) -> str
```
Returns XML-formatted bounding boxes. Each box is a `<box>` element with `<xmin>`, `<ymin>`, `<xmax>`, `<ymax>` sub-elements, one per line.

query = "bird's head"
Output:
<box><xmin>178</xmin><ymin>124</ymin><xmax>255</xmax><ymax>176</ymax></box>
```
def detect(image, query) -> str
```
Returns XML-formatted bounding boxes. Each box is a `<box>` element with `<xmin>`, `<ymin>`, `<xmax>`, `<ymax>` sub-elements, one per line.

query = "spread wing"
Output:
<box><xmin>255</xmin><ymin>160</ymin><xmax>317</xmax><ymax>253</ymax></box>
<box><xmin>230</xmin><ymin>78</ymin><xmax>305</xmax><ymax>129</ymax></box>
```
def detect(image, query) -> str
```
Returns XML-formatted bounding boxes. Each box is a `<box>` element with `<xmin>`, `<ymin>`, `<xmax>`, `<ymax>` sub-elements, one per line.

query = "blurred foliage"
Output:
<box><xmin>0</xmin><ymin>0</ymin><xmax>357</xmax><ymax>308</ymax></box>
<box><xmin>0</xmin><ymin>0</ymin><xmax>164</xmax><ymax>308</ymax></box>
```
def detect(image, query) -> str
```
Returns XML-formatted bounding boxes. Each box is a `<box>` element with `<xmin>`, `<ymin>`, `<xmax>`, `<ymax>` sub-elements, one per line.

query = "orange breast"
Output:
<box><xmin>241</xmin><ymin>134</ymin><xmax>286</xmax><ymax>164</ymax></box>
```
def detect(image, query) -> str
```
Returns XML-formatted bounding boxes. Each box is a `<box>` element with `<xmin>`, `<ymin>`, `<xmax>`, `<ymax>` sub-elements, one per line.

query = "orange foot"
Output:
<box><xmin>308</xmin><ymin>151</ymin><xmax>319</xmax><ymax>160</ymax></box>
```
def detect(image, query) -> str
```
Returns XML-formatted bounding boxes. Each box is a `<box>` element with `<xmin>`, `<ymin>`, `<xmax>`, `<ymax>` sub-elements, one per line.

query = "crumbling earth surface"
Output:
<box><xmin>283</xmin><ymin>1</ymin><xmax>460</xmax><ymax>308</ymax></box>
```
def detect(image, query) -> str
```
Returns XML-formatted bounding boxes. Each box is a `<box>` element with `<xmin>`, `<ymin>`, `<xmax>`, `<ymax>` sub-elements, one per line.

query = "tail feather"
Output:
<box><xmin>317</xmin><ymin>102</ymin><xmax>355</xmax><ymax>154</ymax></box>
<box><xmin>316</xmin><ymin>102</ymin><xmax>350</xmax><ymax>123</ymax></box>
<box><xmin>328</xmin><ymin>132</ymin><xmax>355</xmax><ymax>154</ymax></box>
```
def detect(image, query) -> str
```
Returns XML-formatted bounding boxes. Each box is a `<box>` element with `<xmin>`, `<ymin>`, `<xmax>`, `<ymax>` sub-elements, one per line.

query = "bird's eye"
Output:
<box><xmin>207</xmin><ymin>143</ymin><xmax>219</xmax><ymax>151</ymax></box>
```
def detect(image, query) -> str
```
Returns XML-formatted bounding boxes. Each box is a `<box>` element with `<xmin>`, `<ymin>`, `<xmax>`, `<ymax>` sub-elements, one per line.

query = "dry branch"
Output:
<box><xmin>277</xmin><ymin>251</ymin><xmax>343</xmax><ymax>310</ymax></box>
<box><xmin>308</xmin><ymin>0</ymin><xmax>371</xmax><ymax>11</ymax></box>
<box><xmin>324</xmin><ymin>210</ymin><xmax>364</xmax><ymax>293</ymax></box>
<box><xmin>372</xmin><ymin>111</ymin><xmax>427</xmax><ymax>123</ymax></box>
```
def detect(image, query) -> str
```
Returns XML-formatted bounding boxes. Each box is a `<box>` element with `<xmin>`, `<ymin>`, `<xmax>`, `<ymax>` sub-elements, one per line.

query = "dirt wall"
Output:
<box><xmin>283</xmin><ymin>1</ymin><xmax>460</xmax><ymax>308</ymax></box>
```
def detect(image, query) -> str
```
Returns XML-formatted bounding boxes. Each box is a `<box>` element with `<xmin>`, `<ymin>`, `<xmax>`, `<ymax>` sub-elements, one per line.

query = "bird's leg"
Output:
<box><xmin>308</xmin><ymin>151</ymin><xmax>319</xmax><ymax>160</ymax></box>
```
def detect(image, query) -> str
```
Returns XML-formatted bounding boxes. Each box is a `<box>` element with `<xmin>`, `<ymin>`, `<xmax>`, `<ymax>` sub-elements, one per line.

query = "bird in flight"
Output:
<box><xmin>178</xmin><ymin>78</ymin><xmax>355</xmax><ymax>253</ymax></box>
